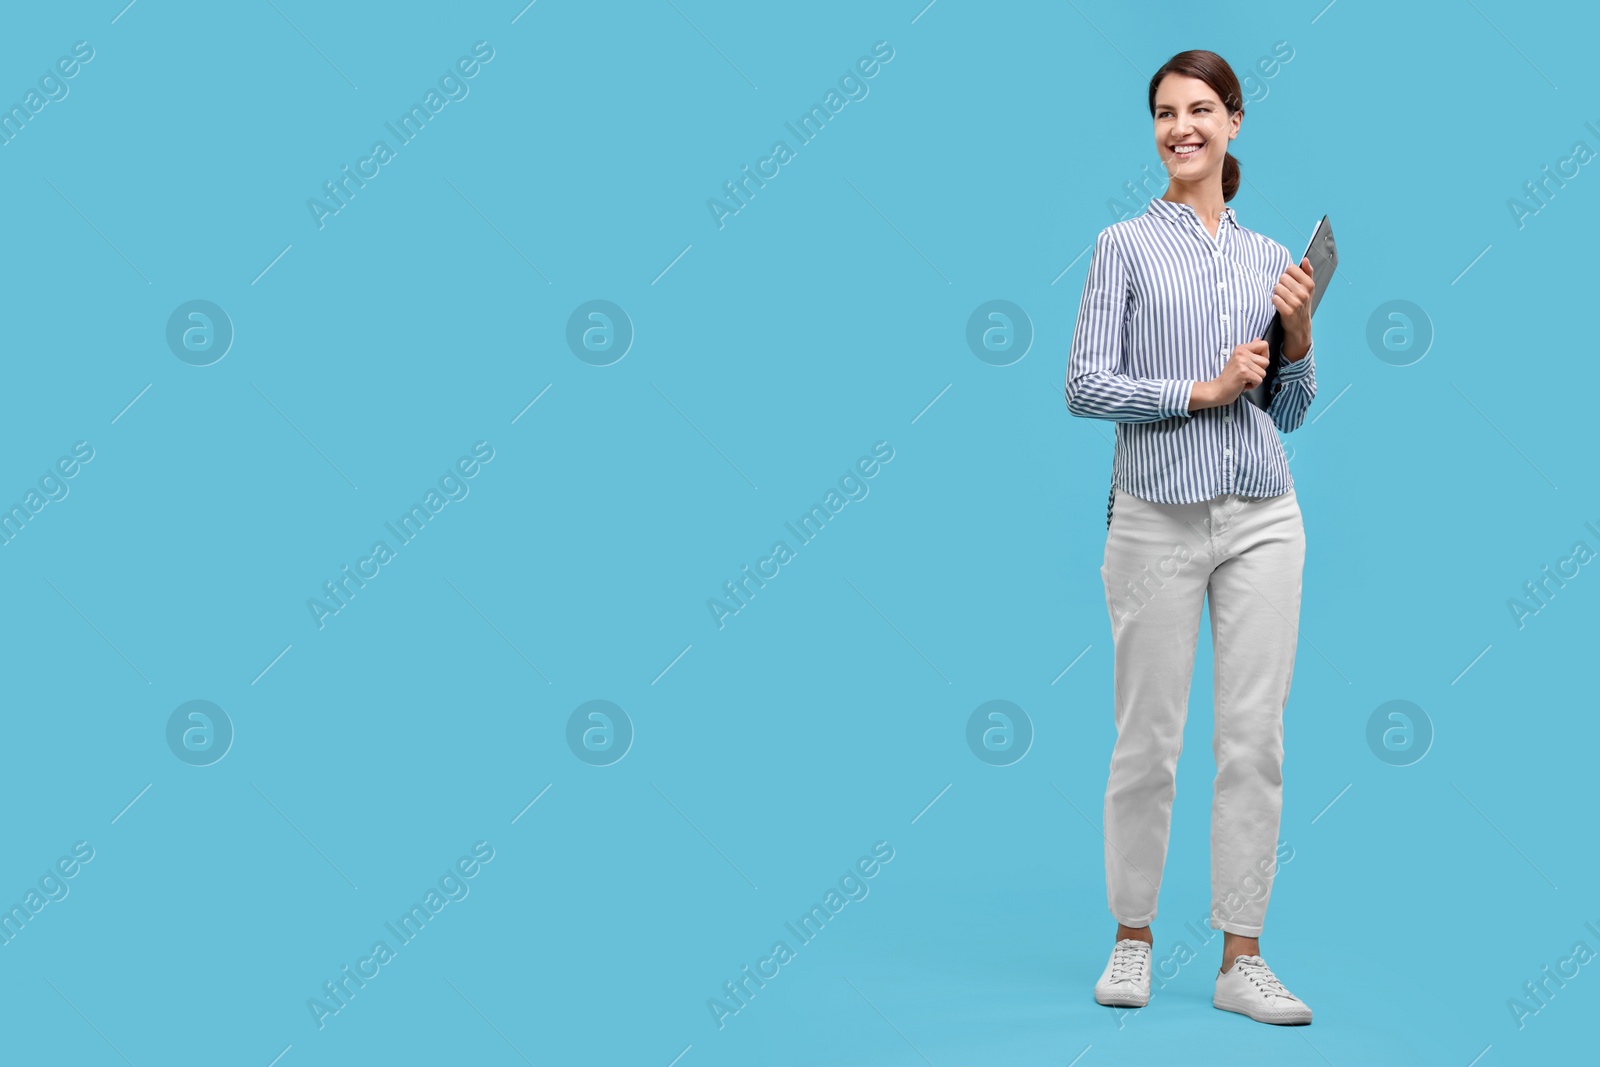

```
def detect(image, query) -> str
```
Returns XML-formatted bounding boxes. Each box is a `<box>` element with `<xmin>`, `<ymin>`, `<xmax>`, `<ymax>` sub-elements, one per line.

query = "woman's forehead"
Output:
<box><xmin>1154</xmin><ymin>74</ymin><xmax>1219</xmax><ymax>109</ymax></box>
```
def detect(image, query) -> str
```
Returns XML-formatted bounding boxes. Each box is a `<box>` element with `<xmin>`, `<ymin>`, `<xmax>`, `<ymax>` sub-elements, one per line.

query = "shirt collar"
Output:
<box><xmin>1146</xmin><ymin>196</ymin><xmax>1238</xmax><ymax>232</ymax></box>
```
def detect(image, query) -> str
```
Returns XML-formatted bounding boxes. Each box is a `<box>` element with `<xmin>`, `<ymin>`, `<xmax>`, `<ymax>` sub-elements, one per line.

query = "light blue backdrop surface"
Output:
<box><xmin>1</xmin><ymin>2</ymin><xmax>1596</xmax><ymax>1065</ymax></box>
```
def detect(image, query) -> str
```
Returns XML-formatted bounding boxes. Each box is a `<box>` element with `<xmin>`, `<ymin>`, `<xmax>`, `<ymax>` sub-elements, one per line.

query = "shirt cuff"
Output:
<box><xmin>1277</xmin><ymin>341</ymin><xmax>1314</xmax><ymax>380</ymax></box>
<box><xmin>1159</xmin><ymin>379</ymin><xmax>1195</xmax><ymax>418</ymax></box>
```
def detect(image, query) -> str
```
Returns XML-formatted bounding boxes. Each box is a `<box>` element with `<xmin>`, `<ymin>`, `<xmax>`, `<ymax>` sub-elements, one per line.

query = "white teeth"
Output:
<box><xmin>1174</xmin><ymin>144</ymin><xmax>1201</xmax><ymax>154</ymax></box>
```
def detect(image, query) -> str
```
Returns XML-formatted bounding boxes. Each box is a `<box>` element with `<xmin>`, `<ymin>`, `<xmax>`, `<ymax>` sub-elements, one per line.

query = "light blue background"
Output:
<box><xmin>1</xmin><ymin>2</ymin><xmax>1596</xmax><ymax>1064</ymax></box>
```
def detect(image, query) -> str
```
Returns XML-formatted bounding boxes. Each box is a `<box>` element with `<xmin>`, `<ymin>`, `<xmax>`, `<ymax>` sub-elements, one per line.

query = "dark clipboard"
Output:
<box><xmin>1244</xmin><ymin>215</ymin><xmax>1337</xmax><ymax>410</ymax></box>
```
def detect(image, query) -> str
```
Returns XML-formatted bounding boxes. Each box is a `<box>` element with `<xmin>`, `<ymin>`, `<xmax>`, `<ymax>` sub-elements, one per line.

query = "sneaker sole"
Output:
<box><xmin>1212</xmin><ymin>992</ymin><xmax>1311</xmax><ymax>1025</ymax></box>
<box><xmin>1095</xmin><ymin>987</ymin><xmax>1150</xmax><ymax>1008</ymax></box>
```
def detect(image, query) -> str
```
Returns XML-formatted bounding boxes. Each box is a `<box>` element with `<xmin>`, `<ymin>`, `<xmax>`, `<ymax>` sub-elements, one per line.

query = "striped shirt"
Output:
<box><xmin>1065</xmin><ymin>196</ymin><xmax>1317</xmax><ymax>526</ymax></box>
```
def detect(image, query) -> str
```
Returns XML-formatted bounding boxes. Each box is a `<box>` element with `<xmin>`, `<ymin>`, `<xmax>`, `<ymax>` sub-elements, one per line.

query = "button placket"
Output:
<box><xmin>1189</xmin><ymin>204</ymin><xmax>1237</xmax><ymax>497</ymax></box>
<box><xmin>1216</xmin><ymin>219</ymin><xmax>1230</xmax><ymax>367</ymax></box>
<box><xmin>1217</xmin><ymin>221</ymin><xmax>1233</xmax><ymax>494</ymax></box>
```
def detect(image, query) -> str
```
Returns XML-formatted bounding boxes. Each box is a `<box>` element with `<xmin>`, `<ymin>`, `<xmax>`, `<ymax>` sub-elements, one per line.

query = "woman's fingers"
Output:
<box><xmin>1280</xmin><ymin>257</ymin><xmax>1313</xmax><ymax>290</ymax></box>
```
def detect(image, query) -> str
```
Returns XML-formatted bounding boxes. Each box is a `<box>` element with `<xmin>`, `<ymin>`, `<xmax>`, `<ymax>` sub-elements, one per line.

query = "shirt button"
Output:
<box><xmin>1225</xmin><ymin>448</ymin><xmax>1232</xmax><ymax>456</ymax></box>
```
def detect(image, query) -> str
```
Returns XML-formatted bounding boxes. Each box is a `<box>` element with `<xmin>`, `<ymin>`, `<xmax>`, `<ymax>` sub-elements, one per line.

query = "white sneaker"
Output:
<box><xmin>1213</xmin><ymin>954</ymin><xmax>1313</xmax><ymax>1024</ymax></box>
<box><xmin>1094</xmin><ymin>938</ymin><xmax>1152</xmax><ymax>1007</ymax></box>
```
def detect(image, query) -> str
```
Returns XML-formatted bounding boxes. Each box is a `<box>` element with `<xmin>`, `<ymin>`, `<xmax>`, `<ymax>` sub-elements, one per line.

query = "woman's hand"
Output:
<box><xmin>1195</xmin><ymin>340</ymin><xmax>1270</xmax><ymax>409</ymax></box>
<box><xmin>1273</xmin><ymin>256</ymin><xmax>1315</xmax><ymax>358</ymax></box>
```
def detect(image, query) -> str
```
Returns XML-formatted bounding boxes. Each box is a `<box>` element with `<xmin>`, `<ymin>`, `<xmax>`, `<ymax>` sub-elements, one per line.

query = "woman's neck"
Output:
<box><xmin>1160</xmin><ymin>182</ymin><xmax>1224</xmax><ymax>229</ymax></box>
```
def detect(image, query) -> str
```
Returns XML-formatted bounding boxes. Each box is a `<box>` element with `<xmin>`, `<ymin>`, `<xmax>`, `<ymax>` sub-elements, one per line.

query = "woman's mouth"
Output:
<box><xmin>1171</xmin><ymin>142</ymin><xmax>1205</xmax><ymax>161</ymax></box>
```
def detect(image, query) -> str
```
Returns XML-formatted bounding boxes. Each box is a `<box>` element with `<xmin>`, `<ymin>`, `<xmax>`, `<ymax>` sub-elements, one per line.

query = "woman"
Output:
<box><xmin>1064</xmin><ymin>49</ymin><xmax>1319</xmax><ymax>1026</ymax></box>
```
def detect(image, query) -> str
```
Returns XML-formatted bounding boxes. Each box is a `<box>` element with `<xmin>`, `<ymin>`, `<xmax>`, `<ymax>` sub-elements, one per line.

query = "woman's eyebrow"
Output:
<box><xmin>1155</xmin><ymin>99</ymin><xmax>1219</xmax><ymax>110</ymax></box>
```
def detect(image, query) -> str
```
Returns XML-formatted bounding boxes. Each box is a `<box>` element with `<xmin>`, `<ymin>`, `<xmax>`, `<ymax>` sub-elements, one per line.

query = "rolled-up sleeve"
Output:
<box><xmin>1066</xmin><ymin>229</ymin><xmax>1194</xmax><ymax>423</ymax></box>
<box><xmin>1267</xmin><ymin>339</ymin><xmax>1317</xmax><ymax>433</ymax></box>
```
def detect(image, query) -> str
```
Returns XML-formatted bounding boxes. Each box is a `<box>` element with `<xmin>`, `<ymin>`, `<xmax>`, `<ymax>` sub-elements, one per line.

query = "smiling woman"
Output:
<box><xmin>1067</xmin><ymin>47</ymin><xmax>1323</xmax><ymax>1028</ymax></box>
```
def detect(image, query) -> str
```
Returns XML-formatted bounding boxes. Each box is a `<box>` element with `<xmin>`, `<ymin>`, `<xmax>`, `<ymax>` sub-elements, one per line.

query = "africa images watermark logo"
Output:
<box><xmin>707</xmin><ymin>841</ymin><xmax>895</xmax><ymax>1030</ymax></box>
<box><xmin>307</xmin><ymin>841</ymin><xmax>495</xmax><ymax>1030</ymax></box>
<box><xmin>307</xmin><ymin>42</ymin><xmax>496</xmax><ymax>229</ymax></box>
<box><xmin>0</xmin><ymin>841</ymin><xmax>96</xmax><ymax>948</ymax></box>
<box><xmin>706</xmin><ymin>41</ymin><xmax>895</xmax><ymax>229</ymax></box>
<box><xmin>1506</xmin><ymin>519</ymin><xmax>1600</xmax><ymax>630</ymax></box>
<box><xmin>707</xmin><ymin>441</ymin><xmax>894</xmax><ymax>629</ymax></box>
<box><xmin>0</xmin><ymin>441</ymin><xmax>95</xmax><ymax>549</ymax></box>
<box><xmin>1105</xmin><ymin>494</ymin><xmax>1246</xmax><ymax>632</ymax></box>
<box><xmin>307</xmin><ymin>442</ymin><xmax>495</xmax><ymax>629</ymax></box>
<box><xmin>0</xmin><ymin>40</ymin><xmax>95</xmax><ymax>148</ymax></box>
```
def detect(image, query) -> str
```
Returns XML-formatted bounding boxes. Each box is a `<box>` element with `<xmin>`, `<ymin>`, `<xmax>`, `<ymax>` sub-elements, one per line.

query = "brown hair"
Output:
<box><xmin>1147</xmin><ymin>50</ymin><xmax>1244</xmax><ymax>202</ymax></box>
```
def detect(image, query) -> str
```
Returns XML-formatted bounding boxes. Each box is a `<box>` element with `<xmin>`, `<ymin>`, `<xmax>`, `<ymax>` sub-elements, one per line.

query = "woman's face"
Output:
<box><xmin>1152</xmin><ymin>73</ymin><xmax>1239</xmax><ymax>183</ymax></box>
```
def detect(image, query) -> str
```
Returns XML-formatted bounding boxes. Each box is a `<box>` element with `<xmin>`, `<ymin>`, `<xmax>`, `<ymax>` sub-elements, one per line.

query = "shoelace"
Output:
<box><xmin>1109</xmin><ymin>941</ymin><xmax>1148</xmax><ymax>983</ymax></box>
<box><xmin>1233</xmin><ymin>956</ymin><xmax>1296</xmax><ymax>1001</ymax></box>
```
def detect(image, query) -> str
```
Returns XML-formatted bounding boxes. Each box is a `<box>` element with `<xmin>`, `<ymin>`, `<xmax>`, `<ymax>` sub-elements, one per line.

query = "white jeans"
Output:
<box><xmin>1099</xmin><ymin>486</ymin><xmax>1305</xmax><ymax>936</ymax></box>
